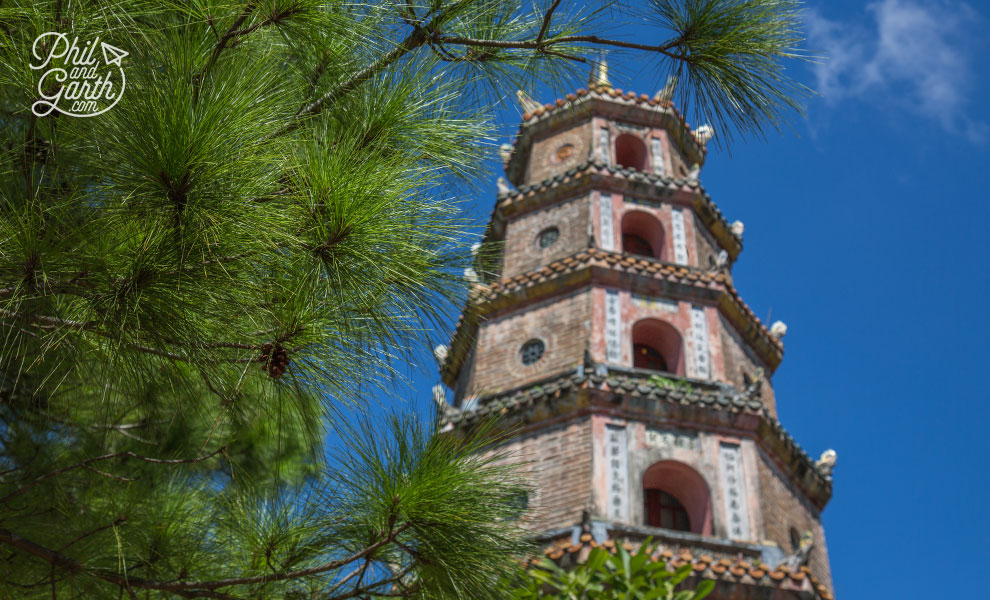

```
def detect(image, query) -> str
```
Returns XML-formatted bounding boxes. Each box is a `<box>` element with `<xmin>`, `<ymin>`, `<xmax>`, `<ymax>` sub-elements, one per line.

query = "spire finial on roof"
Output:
<box><xmin>655</xmin><ymin>74</ymin><xmax>677</xmax><ymax>103</ymax></box>
<box><xmin>589</xmin><ymin>53</ymin><xmax>610</xmax><ymax>90</ymax></box>
<box><xmin>515</xmin><ymin>89</ymin><xmax>542</xmax><ymax>114</ymax></box>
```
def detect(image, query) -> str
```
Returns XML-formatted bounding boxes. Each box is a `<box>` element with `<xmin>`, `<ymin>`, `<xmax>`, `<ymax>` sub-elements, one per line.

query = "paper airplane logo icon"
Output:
<box><xmin>101</xmin><ymin>42</ymin><xmax>128</xmax><ymax>66</ymax></box>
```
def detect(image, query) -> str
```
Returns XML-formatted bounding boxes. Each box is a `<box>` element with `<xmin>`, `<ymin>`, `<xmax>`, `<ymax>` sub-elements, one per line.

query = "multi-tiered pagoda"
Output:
<box><xmin>438</xmin><ymin>66</ymin><xmax>837</xmax><ymax>600</ymax></box>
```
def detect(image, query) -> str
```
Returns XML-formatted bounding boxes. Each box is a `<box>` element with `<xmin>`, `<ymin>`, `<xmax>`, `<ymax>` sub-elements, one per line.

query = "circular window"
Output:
<box><xmin>554</xmin><ymin>143</ymin><xmax>575</xmax><ymax>162</ymax></box>
<box><xmin>520</xmin><ymin>339</ymin><xmax>545</xmax><ymax>365</ymax></box>
<box><xmin>537</xmin><ymin>227</ymin><xmax>559</xmax><ymax>248</ymax></box>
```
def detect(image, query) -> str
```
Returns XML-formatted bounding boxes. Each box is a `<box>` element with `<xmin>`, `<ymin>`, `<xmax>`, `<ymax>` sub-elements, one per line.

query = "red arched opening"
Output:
<box><xmin>615</xmin><ymin>133</ymin><xmax>647</xmax><ymax>171</ymax></box>
<box><xmin>631</xmin><ymin>318</ymin><xmax>683</xmax><ymax>375</ymax></box>
<box><xmin>643</xmin><ymin>461</ymin><xmax>712</xmax><ymax>535</ymax></box>
<box><xmin>621</xmin><ymin>210</ymin><xmax>665</xmax><ymax>260</ymax></box>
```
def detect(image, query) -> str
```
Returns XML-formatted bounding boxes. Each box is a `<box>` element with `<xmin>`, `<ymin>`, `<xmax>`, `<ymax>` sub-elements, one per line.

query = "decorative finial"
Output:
<box><xmin>496</xmin><ymin>176</ymin><xmax>511</xmax><ymax>195</ymax></box>
<box><xmin>589</xmin><ymin>54</ymin><xmax>610</xmax><ymax>90</ymax></box>
<box><xmin>694</xmin><ymin>124</ymin><xmax>714</xmax><ymax>146</ymax></box>
<box><xmin>654</xmin><ymin>75</ymin><xmax>677</xmax><ymax>103</ymax></box>
<box><xmin>433</xmin><ymin>344</ymin><xmax>448</xmax><ymax>363</ymax></box>
<box><xmin>784</xmin><ymin>531</ymin><xmax>815</xmax><ymax>570</ymax></box>
<box><xmin>709</xmin><ymin>249</ymin><xmax>729</xmax><ymax>272</ymax></box>
<box><xmin>815</xmin><ymin>449</ymin><xmax>837</xmax><ymax>479</ymax></box>
<box><xmin>432</xmin><ymin>383</ymin><xmax>446</xmax><ymax>406</ymax></box>
<box><xmin>516</xmin><ymin>89</ymin><xmax>542</xmax><ymax>114</ymax></box>
<box><xmin>730</xmin><ymin>220</ymin><xmax>745</xmax><ymax>237</ymax></box>
<box><xmin>499</xmin><ymin>143</ymin><xmax>513</xmax><ymax>164</ymax></box>
<box><xmin>686</xmin><ymin>163</ymin><xmax>701</xmax><ymax>183</ymax></box>
<box><xmin>770</xmin><ymin>321</ymin><xmax>788</xmax><ymax>339</ymax></box>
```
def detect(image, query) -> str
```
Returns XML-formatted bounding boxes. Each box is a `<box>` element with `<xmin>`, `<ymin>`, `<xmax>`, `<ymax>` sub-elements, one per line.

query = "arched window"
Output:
<box><xmin>622</xmin><ymin>233</ymin><xmax>653</xmax><ymax>257</ymax></box>
<box><xmin>645</xmin><ymin>489</ymin><xmax>691</xmax><ymax>531</ymax></box>
<box><xmin>631</xmin><ymin>319</ymin><xmax>683</xmax><ymax>375</ymax></box>
<box><xmin>633</xmin><ymin>343</ymin><xmax>668</xmax><ymax>372</ymax></box>
<box><xmin>615</xmin><ymin>133</ymin><xmax>648</xmax><ymax>171</ymax></box>
<box><xmin>642</xmin><ymin>461</ymin><xmax>712</xmax><ymax>535</ymax></box>
<box><xmin>620</xmin><ymin>211</ymin><xmax>665</xmax><ymax>260</ymax></box>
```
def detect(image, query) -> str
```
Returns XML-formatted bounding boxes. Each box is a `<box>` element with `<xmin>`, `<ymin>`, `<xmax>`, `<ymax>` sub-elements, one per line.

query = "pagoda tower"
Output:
<box><xmin>438</xmin><ymin>67</ymin><xmax>837</xmax><ymax>600</ymax></box>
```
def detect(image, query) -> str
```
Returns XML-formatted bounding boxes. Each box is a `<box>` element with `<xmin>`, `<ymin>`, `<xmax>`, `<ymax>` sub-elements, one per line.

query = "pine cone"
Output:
<box><xmin>259</xmin><ymin>342</ymin><xmax>289</xmax><ymax>379</ymax></box>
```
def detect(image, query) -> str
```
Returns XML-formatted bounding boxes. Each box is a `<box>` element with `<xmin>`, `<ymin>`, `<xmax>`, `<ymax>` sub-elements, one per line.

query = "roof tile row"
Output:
<box><xmin>519</xmin><ymin>85</ymin><xmax>702</xmax><ymax>146</ymax></box>
<box><xmin>444</xmin><ymin>367</ymin><xmax>832</xmax><ymax>496</ymax></box>
<box><xmin>470</xmin><ymin>248</ymin><xmax>780</xmax><ymax>353</ymax></box>
<box><xmin>538</xmin><ymin>535</ymin><xmax>832</xmax><ymax>600</ymax></box>
<box><xmin>492</xmin><ymin>160</ymin><xmax>742</xmax><ymax>249</ymax></box>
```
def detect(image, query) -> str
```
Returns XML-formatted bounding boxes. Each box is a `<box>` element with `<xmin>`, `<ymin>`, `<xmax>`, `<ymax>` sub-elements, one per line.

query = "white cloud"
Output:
<box><xmin>805</xmin><ymin>0</ymin><xmax>986</xmax><ymax>142</ymax></box>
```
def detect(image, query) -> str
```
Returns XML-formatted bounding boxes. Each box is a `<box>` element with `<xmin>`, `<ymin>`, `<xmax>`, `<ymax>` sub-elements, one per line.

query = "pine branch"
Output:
<box><xmin>0</xmin><ymin>523</ymin><xmax>412</xmax><ymax>597</ymax></box>
<box><xmin>536</xmin><ymin>0</ymin><xmax>564</xmax><ymax>45</ymax></box>
<box><xmin>0</xmin><ymin>447</ymin><xmax>226</xmax><ymax>505</ymax></box>
<box><xmin>432</xmin><ymin>33</ymin><xmax>683</xmax><ymax>56</ymax></box>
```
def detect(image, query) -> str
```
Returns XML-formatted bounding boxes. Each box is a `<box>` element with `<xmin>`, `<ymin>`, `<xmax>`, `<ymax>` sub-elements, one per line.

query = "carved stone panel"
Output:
<box><xmin>719</xmin><ymin>443</ymin><xmax>751</xmax><ymax>540</ymax></box>
<box><xmin>599</xmin><ymin>193</ymin><xmax>614</xmax><ymax>251</ymax></box>
<box><xmin>671</xmin><ymin>208</ymin><xmax>688</xmax><ymax>265</ymax></box>
<box><xmin>606</xmin><ymin>424</ymin><xmax>630</xmax><ymax>522</ymax></box>
<box><xmin>605</xmin><ymin>290</ymin><xmax>622</xmax><ymax>363</ymax></box>
<box><xmin>690</xmin><ymin>305</ymin><xmax>710</xmax><ymax>379</ymax></box>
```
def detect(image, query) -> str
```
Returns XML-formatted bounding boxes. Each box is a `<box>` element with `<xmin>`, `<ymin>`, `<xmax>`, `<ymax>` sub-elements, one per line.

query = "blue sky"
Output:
<box><xmin>382</xmin><ymin>1</ymin><xmax>990</xmax><ymax>598</ymax></box>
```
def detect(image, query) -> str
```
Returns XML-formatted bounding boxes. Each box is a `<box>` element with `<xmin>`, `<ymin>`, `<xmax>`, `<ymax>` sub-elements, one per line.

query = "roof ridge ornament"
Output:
<box><xmin>499</xmin><ymin>143</ymin><xmax>513</xmax><ymax>165</ymax></box>
<box><xmin>687</xmin><ymin>162</ymin><xmax>701</xmax><ymax>183</ymax></box>
<box><xmin>496</xmin><ymin>176</ymin><xmax>511</xmax><ymax>195</ymax></box>
<box><xmin>694</xmin><ymin>124</ymin><xmax>715</xmax><ymax>146</ymax></box>
<box><xmin>516</xmin><ymin>89</ymin><xmax>542</xmax><ymax>114</ymax></box>
<box><xmin>815</xmin><ymin>449</ymin><xmax>837</xmax><ymax>479</ymax></box>
<box><xmin>769</xmin><ymin>320</ymin><xmax>788</xmax><ymax>339</ymax></box>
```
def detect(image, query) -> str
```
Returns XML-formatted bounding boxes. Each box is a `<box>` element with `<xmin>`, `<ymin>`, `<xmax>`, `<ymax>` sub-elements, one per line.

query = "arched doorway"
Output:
<box><xmin>620</xmin><ymin>210</ymin><xmax>665</xmax><ymax>260</ymax></box>
<box><xmin>631</xmin><ymin>318</ymin><xmax>683</xmax><ymax>375</ymax></box>
<box><xmin>615</xmin><ymin>133</ymin><xmax>648</xmax><ymax>171</ymax></box>
<box><xmin>642</xmin><ymin>460</ymin><xmax>712</xmax><ymax>535</ymax></box>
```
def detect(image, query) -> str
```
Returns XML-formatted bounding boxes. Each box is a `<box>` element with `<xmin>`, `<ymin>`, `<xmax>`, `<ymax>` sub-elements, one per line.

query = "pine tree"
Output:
<box><xmin>0</xmin><ymin>1</ymin><xmax>807</xmax><ymax>598</ymax></box>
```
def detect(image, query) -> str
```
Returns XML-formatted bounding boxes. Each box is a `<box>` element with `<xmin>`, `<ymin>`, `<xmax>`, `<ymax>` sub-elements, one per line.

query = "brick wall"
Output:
<box><xmin>487</xmin><ymin>416</ymin><xmax>594</xmax><ymax>532</ymax></box>
<box><xmin>717</xmin><ymin>314</ymin><xmax>777</xmax><ymax>415</ymax></box>
<box><xmin>466</xmin><ymin>288</ymin><xmax>592</xmax><ymax>398</ymax></box>
<box><xmin>663</xmin><ymin>130</ymin><xmax>692</xmax><ymax>177</ymax></box>
<box><xmin>525</xmin><ymin>120</ymin><xmax>593</xmax><ymax>185</ymax></box>
<box><xmin>756</xmin><ymin>453</ymin><xmax>832</xmax><ymax>589</ymax></box>
<box><xmin>691</xmin><ymin>211</ymin><xmax>721</xmax><ymax>271</ymax></box>
<box><xmin>502</xmin><ymin>193</ymin><xmax>591</xmax><ymax>280</ymax></box>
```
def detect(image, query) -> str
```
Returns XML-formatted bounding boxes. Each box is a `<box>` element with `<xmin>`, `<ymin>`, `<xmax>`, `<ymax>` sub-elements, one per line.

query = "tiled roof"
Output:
<box><xmin>488</xmin><ymin>160</ymin><xmax>743</xmax><ymax>256</ymax></box>
<box><xmin>537</xmin><ymin>534</ymin><xmax>833</xmax><ymax>600</ymax></box>
<box><xmin>505</xmin><ymin>84</ymin><xmax>708</xmax><ymax>187</ymax></box>
<box><xmin>444</xmin><ymin>367</ymin><xmax>833</xmax><ymax>504</ymax></box>
<box><xmin>518</xmin><ymin>84</ymin><xmax>705</xmax><ymax>155</ymax></box>
<box><xmin>444</xmin><ymin>369</ymin><xmax>761</xmax><ymax>427</ymax></box>
<box><xmin>477</xmin><ymin>248</ymin><xmax>726</xmax><ymax>299</ymax></box>
<box><xmin>441</xmin><ymin>248</ymin><xmax>782</xmax><ymax>385</ymax></box>
<box><xmin>498</xmin><ymin>160</ymin><xmax>702</xmax><ymax>202</ymax></box>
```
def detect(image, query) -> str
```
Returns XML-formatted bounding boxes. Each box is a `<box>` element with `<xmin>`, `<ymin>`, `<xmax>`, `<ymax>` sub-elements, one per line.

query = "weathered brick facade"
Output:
<box><xmin>757</xmin><ymin>452</ymin><xmax>833</xmax><ymax>586</ymax></box>
<box><xmin>442</xmin><ymin>73</ymin><xmax>836</xmax><ymax>599</ymax></box>
<box><xmin>488</xmin><ymin>416</ymin><xmax>594</xmax><ymax>532</ymax></box>
<box><xmin>463</xmin><ymin>288</ymin><xmax>591</xmax><ymax>399</ymax></box>
<box><xmin>525</xmin><ymin>120</ymin><xmax>593</xmax><ymax>184</ymax></box>
<box><xmin>501</xmin><ymin>193</ymin><xmax>591</xmax><ymax>279</ymax></box>
<box><xmin>718</xmin><ymin>313</ymin><xmax>778</xmax><ymax>415</ymax></box>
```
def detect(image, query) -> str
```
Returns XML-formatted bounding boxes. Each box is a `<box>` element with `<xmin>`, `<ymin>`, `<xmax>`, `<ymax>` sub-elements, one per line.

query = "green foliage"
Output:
<box><xmin>648</xmin><ymin>374</ymin><xmax>693</xmax><ymax>391</ymax></box>
<box><xmin>510</xmin><ymin>541</ymin><xmax>715</xmax><ymax>600</ymax></box>
<box><xmin>644</xmin><ymin>0</ymin><xmax>812</xmax><ymax>144</ymax></box>
<box><xmin>0</xmin><ymin>1</ymin><xmax>808</xmax><ymax>598</ymax></box>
